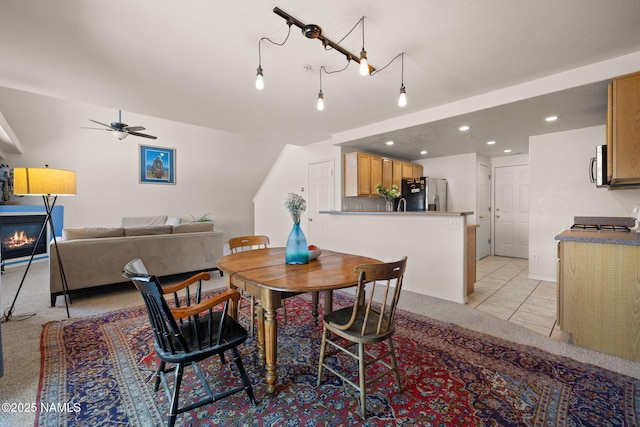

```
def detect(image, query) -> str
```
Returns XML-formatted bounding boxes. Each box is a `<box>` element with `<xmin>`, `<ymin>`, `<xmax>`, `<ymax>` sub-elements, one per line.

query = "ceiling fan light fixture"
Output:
<box><xmin>113</xmin><ymin>130</ymin><xmax>128</xmax><ymax>140</ymax></box>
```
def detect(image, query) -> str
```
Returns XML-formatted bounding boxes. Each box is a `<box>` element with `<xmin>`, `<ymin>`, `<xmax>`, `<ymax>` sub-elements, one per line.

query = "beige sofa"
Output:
<box><xmin>49</xmin><ymin>216</ymin><xmax>223</xmax><ymax>306</ymax></box>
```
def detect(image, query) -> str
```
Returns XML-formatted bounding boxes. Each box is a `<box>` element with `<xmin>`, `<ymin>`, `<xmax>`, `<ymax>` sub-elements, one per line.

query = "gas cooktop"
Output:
<box><xmin>570</xmin><ymin>216</ymin><xmax>634</xmax><ymax>232</ymax></box>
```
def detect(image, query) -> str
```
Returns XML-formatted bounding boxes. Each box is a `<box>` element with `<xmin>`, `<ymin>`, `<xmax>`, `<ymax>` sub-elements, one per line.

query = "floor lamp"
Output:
<box><xmin>1</xmin><ymin>166</ymin><xmax>76</xmax><ymax>323</ymax></box>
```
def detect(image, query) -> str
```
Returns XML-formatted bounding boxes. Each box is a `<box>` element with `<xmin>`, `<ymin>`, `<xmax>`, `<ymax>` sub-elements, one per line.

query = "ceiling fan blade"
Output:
<box><xmin>128</xmin><ymin>131</ymin><xmax>157</xmax><ymax>140</ymax></box>
<box><xmin>88</xmin><ymin>119</ymin><xmax>114</xmax><ymax>128</ymax></box>
<box><xmin>124</xmin><ymin>126</ymin><xmax>145</xmax><ymax>132</ymax></box>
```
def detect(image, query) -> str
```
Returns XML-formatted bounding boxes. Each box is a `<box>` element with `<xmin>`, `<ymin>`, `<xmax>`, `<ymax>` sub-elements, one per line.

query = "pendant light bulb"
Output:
<box><xmin>359</xmin><ymin>50</ymin><xmax>369</xmax><ymax>76</ymax></box>
<box><xmin>398</xmin><ymin>84</ymin><xmax>407</xmax><ymax>107</ymax></box>
<box><xmin>316</xmin><ymin>90</ymin><xmax>325</xmax><ymax>111</ymax></box>
<box><xmin>255</xmin><ymin>66</ymin><xmax>264</xmax><ymax>90</ymax></box>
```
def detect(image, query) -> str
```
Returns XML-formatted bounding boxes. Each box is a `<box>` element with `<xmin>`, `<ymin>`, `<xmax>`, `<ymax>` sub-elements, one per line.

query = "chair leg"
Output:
<box><xmin>231</xmin><ymin>347</ymin><xmax>256</xmax><ymax>405</ymax></box>
<box><xmin>317</xmin><ymin>327</ymin><xmax>328</xmax><ymax>386</ymax></box>
<box><xmin>154</xmin><ymin>361</ymin><xmax>166</xmax><ymax>392</ymax></box>
<box><xmin>168</xmin><ymin>363</ymin><xmax>185</xmax><ymax>427</ymax></box>
<box><xmin>250</xmin><ymin>295</ymin><xmax>255</xmax><ymax>337</ymax></box>
<box><xmin>358</xmin><ymin>342</ymin><xmax>367</xmax><ymax>419</ymax></box>
<box><xmin>282</xmin><ymin>299</ymin><xmax>288</xmax><ymax>325</ymax></box>
<box><xmin>387</xmin><ymin>338</ymin><xmax>402</xmax><ymax>391</ymax></box>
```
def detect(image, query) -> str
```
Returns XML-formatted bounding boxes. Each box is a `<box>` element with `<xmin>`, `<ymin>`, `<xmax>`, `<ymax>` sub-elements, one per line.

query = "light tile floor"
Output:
<box><xmin>467</xmin><ymin>256</ymin><xmax>566</xmax><ymax>340</ymax></box>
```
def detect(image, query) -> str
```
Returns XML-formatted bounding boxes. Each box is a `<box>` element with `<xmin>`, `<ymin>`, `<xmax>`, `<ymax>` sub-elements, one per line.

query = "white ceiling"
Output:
<box><xmin>1</xmin><ymin>1</ymin><xmax>640</xmax><ymax>159</ymax></box>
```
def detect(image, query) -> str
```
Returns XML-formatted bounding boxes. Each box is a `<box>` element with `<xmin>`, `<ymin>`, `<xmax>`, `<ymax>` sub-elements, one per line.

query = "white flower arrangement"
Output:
<box><xmin>284</xmin><ymin>193</ymin><xmax>306</xmax><ymax>224</ymax></box>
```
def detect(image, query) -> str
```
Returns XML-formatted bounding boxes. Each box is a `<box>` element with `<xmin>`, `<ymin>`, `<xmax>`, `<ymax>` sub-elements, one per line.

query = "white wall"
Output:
<box><xmin>0</xmin><ymin>87</ymin><xmax>284</xmax><ymax>240</ymax></box>
<box><xmin>529</xmin><ymin>125</ymin><xmax>640</xmax><ymax>280</ymax></box>
<box><xmin>419</xmin><ymin>152</ymin><xmax>478</xmax><ymax>223</ymax></box>
<box><xmin>254</xmin><ymin>140</ymin><xmax>340</xmax><ymax>246</ymax></box>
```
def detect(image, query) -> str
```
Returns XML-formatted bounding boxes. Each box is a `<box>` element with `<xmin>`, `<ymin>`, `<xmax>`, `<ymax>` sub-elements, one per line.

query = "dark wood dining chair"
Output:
<box><xmin>228</xmin><ymin>235</ymin><xmax>290</xmax><ymax>335</ymax></box>
<box><xmin>122</xmin><ymin>258</ymin><xmax>255</xmax><ymax>427</ymax></box>
<box><xmin>317</xmin><ymin>256</ymin><xmax>408</xmax><ymax>419</ymax></box>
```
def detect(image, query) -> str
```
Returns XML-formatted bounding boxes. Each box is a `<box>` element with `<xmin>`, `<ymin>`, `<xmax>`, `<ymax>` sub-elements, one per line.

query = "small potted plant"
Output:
<box><xmin>375</xmin><ymin>184</ymin><xmax>399</xmax><ymax>211</ymax></box>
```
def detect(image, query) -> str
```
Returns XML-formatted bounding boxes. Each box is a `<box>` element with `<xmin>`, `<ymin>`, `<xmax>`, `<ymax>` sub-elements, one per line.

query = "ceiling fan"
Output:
<box><xmin>82</xmin><ymin>110</ymin><xmax>157</xmax><ymax>140</ymax></box>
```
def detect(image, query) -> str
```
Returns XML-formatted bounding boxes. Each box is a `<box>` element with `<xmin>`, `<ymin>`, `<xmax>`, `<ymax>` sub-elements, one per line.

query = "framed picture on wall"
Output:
<box><xmin>139</xmin><ymin>145</ymin><xmax>176</xmax><ymax>184</ymax></box>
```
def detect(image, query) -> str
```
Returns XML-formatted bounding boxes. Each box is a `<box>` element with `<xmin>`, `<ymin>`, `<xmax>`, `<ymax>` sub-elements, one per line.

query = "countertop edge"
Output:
<box><xmin>320</xmin><ymin>210</ymin><xmax>473</xmax><ymax>217</ymax></box>
<box><xmin>555</xmin><ymin>229</ymin><xmax>640</xmax><ymax>246</ymax></box>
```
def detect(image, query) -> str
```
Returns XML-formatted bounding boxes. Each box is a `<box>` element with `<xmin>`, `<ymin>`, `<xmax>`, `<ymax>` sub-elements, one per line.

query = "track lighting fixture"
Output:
<box><xmin>257</xmin><ymin>7</ymin><xmax>406</xmax><ymax>110</ymax></box>
<box><xmin>398</xmin><ymin>53</ymin><xmax>407</xmax><ymax>107</ymax></box>
<box><xmin>317</xmin><ymin>67</ymin><xmax>325</xmax><ymax>111</ymax></box>
<box><xmin>359</xmin><ymin>17</ymin><xmax>370</xmax><ymax>76</ymax></box>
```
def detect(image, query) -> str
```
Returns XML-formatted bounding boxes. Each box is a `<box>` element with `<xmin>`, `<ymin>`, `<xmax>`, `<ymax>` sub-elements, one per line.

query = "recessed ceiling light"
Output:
<box><xmin>420</xmin><ymin>150</ymin><xmax>427</xmax><ymax>155</ymax></box>
<box><xmin>459</xmin><ymin>125</ymin><xmax>470</xmax><ymax>131</ymax></box>
<box><xmin>386</xmin><ymin>141</ymin><xmax>394</xmax><ymax>146</ymax></box>
<box><xmin>545</xmin><ymin>115</ymin><xmax>559</xmax><ymax>122</ymax></box>
<box><xmin>504</xmin><ymin>149</ymin><xmax>512</xmax><ymax>153</ymax></box>
<box><xmin>487</xmin><ymin>140</ymin><xmax>496</xmax><ymax>145</ymax></box>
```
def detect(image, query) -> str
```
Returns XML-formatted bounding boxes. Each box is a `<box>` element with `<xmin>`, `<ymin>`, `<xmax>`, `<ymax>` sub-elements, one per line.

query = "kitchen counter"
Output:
<box><xmin>321</xmin><ymin>210</ymin><xmax>473</xmax><ymax>216</ymax></box>
<box><xmin>555</xmin><ymin>229</ymin><xmax>640</xmax><ymax>246</ymax></box>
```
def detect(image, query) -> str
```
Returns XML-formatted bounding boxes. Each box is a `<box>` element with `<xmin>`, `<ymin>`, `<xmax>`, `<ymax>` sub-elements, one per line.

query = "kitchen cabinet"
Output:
<box><xmin>344</xmin><ymin>152</ymin><xmax>371</xmax><ymax>197</ymax></box>
<box><xmin>466</xmin><ymin>224</ymin><xmax>478</xmax><ymax>296</ymax></box>
<box><xmin>344</xmin><ymin>152</ymin><xmax>423</xmax><ymax>197</ymax></box>
<box><xmin>607</xmin><ymin>71</ymin><xmax>640</xmax><ymax>186</ymax></box>
<box><xmin>556</xmin><ymin>235</ymin><xmax>640</xmax><ymax>361</ymax></box>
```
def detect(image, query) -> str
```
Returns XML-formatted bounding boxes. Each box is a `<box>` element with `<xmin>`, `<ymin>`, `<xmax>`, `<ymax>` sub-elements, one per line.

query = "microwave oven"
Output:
<box><xmin>590</xmin><ymin>145</ymin><xmax>608</xmax><ymax>188</ymax></box>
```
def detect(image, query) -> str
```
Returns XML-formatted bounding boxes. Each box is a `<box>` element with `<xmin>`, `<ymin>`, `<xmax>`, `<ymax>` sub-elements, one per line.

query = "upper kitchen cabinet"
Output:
<box><xmin>344</xmin><ymin>152</ymin><xmax>423</xmax><ymax>197</ymax></box>
<box><xmin>607</xmin><ymin>71</ymin><xmax>640</xmax><ymax>186</ymax></box>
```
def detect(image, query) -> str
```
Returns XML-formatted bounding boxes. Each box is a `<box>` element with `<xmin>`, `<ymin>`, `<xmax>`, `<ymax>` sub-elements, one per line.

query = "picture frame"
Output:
<box><xmin>139</xmin><ymin>145</ymin><xmax>176</xmax><ymax>184</ymax></box>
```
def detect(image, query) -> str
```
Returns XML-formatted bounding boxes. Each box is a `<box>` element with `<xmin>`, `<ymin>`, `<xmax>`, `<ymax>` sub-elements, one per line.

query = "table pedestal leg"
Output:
<box><xmin>256</xmin><ymin>304</ymin><xmax>265</xmax><ymax>367</ymax></box>
<box><xmin>225</xmin><ymin>274</ymin><xmax>239</xmax><ymax>320</ymax></box>
<box><xmin>324</xmin><ymin>290</ymin><xmax>333</xmax><ymax>314</ymax></box>
<box><xmin>312</xmin><ymin>291</ymin><xmax>319</xmax><ymax>325</ymax></box>
<box><xmin>261</xmin><ymin>288</ymin><xmax>278</xmax><ymax>394</ymax></box>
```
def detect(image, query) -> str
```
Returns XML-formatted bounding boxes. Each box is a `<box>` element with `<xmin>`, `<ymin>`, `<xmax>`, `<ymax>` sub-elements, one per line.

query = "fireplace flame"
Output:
<box><xmin>4</xmin><ymin>229</ymin><xmax>37</xmax><ymax>249</ymax></box>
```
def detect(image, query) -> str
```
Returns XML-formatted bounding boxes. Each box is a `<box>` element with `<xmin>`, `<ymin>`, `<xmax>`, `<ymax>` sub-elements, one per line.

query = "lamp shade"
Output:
<box><xmin>13</xmin><ymin>167</ymin><xmax>77</xmax><ymax>196</ymax></box>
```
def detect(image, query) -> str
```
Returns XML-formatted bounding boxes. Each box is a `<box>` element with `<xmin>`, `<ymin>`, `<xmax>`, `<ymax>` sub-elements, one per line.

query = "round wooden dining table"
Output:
<box><xmin>217</xmin><ymin>247</ymin><xmax>380</xmax><ymax>394</ymax></box>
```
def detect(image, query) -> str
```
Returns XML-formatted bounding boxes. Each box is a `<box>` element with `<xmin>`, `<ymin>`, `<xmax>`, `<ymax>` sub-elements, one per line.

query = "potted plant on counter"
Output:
<box><xmin>375</xmin><ymin>184</ymin><xmax>399</xmax><ymax>212</ymax></box>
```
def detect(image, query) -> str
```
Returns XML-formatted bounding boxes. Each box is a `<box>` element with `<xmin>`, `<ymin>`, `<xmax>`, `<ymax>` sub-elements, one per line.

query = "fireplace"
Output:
<box><xmin>0</xmin><ymin>214</ymin><xmax>48</xmax><ymax>264</ymax></box>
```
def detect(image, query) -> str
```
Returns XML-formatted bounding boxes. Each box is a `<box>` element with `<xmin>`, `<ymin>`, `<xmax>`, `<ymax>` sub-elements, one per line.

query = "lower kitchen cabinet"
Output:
<box><xmin>557</xmin><ymin>238</ymin><xmax>640</xmax><ymax>361</ymax></box>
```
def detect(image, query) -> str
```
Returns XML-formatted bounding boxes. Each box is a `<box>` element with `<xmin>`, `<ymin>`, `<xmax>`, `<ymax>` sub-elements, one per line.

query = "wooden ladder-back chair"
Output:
<box><xmin>122</xmin><ymin>258</ymin><xmax>255</xmax><ymax>427</ymax></box>
<box><xmin>228</xmin><ymin>235</ymin><xmax>289</xmax><ymax>335</ymax></box>
<box><xmin>317</xmin><ymin>256</ymin><xmax>408</xmax><ymax>419</ymax></box>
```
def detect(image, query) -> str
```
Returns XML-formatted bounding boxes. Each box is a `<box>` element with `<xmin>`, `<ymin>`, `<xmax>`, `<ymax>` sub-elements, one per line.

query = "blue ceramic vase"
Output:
<box><xmin>285</xmin><ymin>222</ymin><xmax>309</xmax><ymax>264</ymax></box>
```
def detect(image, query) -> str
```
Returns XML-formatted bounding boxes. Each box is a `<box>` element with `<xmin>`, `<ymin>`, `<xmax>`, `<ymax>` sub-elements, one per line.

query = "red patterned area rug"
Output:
<box><xmin>37</xmin><ymin>291</ymin><xmax>639</xmax><ymax>426</ymax></box>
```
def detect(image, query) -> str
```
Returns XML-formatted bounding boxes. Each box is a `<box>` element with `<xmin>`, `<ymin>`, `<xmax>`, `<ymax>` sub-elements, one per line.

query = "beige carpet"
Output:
<box><xmin>1</xmin><ymin>261</ymin><xmax>639</xmax><ymax>426</ymax></box>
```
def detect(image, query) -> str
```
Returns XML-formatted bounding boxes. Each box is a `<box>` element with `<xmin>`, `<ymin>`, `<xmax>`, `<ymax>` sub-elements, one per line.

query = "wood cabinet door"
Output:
<box><xmin>413</xmin><ymin>164</ymin><xmax>423</xmax><ymax>178</ymax></box>
<box><xmin>610</xmin><ymin>72</ymin><xmax>640</xmax><ymax>185</ymax></box>
<box><xmin>382</xmin><ymin>158</ymin><xmax>393</xmax><ymax>189</ymax></box>
<box><xmin>392</xmin><ymin>161</ymin><xmax>403</xmax><ymax>194</ymax></box>
<box><xmin>370</xmin><ymin>155</ymin><xmax>383</xmax><ymax>195</ymax></box>
<box><xmin>402</xmin><ymin>162</ymin><xmax>413</xmax><ymax>180</ymax></box>
<box><xmin>357</xmin><ymin>153</ymin><xmax>372</xmax><ymax>196</ymax></box>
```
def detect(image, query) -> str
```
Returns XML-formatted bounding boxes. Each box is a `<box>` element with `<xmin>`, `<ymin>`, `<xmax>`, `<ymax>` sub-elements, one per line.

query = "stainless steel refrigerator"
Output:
<box><xmin>401</xmin><ymin>177</ymin><xmax>448</xmax><ymax>211</ymax></box>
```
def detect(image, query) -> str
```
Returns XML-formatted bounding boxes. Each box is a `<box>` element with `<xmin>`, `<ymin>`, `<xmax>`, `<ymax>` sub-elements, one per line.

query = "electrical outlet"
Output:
<box><xmin>449</xmin><ymin>219</ymin><xmax>460</xmax><ymax>229</ymax></box>
<box><xmin>532</xmin><ymin>253</ymin><xmax>538</xmax><ymax>262</ymax></box>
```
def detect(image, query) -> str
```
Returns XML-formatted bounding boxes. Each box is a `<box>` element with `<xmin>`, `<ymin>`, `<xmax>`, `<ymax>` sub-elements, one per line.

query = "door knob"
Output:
<box><xmin>309</xmin><ymin>218</ymin><xmax>313</xmax><ymax>221</ymax></box>
<box><xmin>496</xmin><ymin>215</ymin><xmax>500</xmax><ymax>218</ymax></box>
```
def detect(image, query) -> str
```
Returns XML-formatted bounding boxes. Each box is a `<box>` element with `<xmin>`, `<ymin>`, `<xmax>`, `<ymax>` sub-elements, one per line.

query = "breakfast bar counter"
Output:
<box><xmin>317</xmin><ymin>210</ymin><xmax>474</xmax><ymax>304</ymax></box>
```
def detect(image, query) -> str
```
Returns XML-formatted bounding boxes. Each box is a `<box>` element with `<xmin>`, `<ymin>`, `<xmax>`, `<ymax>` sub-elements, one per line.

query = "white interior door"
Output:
<box><xmin>308</xmin><ymin>160</ymin><xmax>334</xmax><ymax>249</ymax></box>
<box><xmin>494</xmin><ymin>165</ymin><xmax>529</xmax><ymax>258</ymax></box>
<box><xmin>477</xmin><ymin>163</ymin><xmax>491</xmax><ymax>259</ymax></box>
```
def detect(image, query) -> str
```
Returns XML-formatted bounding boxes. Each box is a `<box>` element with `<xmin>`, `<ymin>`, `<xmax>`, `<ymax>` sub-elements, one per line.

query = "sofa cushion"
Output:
<box><xmin>165</xmin><ymin>216</ymin><xmax>181</xmax><ymax>226</ymax></box>
<box><xmin>121</xmin><ymin>216</ymin><xmax>168</xmax><ymax>227</ymax></box>
<box><xmin>123</xmin><ymin>225</ymin><xmax>173</xmax><ymax>236</ymax></box>
<box><xmin>172</xmin><ymin>222</ymin><xmax>214</xmax><ymax>234</ymax></box>
<box><xmin>63</xmin><ymin>227</ymin><xmax>124</xmax><ymax>241</ymax></box>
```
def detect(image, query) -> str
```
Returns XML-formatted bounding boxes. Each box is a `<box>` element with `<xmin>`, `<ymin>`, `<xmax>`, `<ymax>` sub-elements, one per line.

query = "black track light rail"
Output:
<box><xmin>272</xmin><ymin>7</ymin><xmax>375</xmax><ymax>73</ymax></box>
